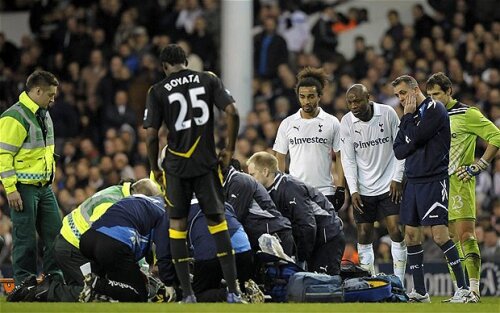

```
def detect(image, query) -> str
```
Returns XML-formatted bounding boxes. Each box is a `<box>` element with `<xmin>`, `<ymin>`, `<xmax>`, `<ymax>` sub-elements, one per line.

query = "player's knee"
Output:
<box><xmin>432</xmin><ymin>233</ymin><xmax>448</xmax><ymax>246</ymax></box>
<box><xmin>357</xmin><ymin>225</ymin><xmax>372</xmax><ymax>243</ymax></box>
<box><xmin>404</xmin><ymin>231</ymin><xmax>420</xmax><ymax>245</ymax></box>
<box><xmin>459</xmin><ymin>231</ymin><xmax>476</xmax><ymax>243</ymax></box>
<box><xmin>170</xmin><ymin>217</ymin><xmax>187</xmax><ymax>231</ymax></box>
<box><xmin>387</xmin><ymin>225</ymin><xmax>404</xmax><ymax>242</ymax></box>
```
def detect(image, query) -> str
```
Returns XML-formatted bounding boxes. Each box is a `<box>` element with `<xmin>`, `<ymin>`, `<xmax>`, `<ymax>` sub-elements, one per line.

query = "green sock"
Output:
<box><xmin>462</xmin><ymin>238</ymin><xmax>481</xmax><ymax>294</ymax></box>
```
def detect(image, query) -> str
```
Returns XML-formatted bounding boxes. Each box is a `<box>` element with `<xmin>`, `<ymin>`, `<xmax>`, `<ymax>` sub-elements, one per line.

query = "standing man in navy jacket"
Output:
<box><xmin>392</xmin><ymin>75</ymin><xmax>476</xmax><ymax>303</ymax></box>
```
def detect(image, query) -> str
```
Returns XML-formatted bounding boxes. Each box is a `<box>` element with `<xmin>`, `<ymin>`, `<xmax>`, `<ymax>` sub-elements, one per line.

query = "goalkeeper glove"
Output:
<box><xmin>332</xmin><ymin>187</ymin><xmax>345</xmax><ymax>211</ymax></box>
<box><xmin>456</xmin><ymin>158</ymin><xmax>489</xmax><ymax>181</ymax></box>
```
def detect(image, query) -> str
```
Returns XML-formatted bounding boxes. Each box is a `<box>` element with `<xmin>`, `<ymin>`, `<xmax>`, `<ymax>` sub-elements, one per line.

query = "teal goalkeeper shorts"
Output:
<box><xmin>448</xmin><ymin>174</ymin><xmax>476</xmax><ymax>221</ymax></box>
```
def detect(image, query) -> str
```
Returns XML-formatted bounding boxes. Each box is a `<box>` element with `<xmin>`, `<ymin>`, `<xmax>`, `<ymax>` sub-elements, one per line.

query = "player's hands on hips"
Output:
<box><xmin>389</xmin><ymin>180</ymin><xmax>402</xmax><ymax>204</ymax></box>
<box><xmin>7</xmin><ymin>190</ymin><xmax>23</xmax><ymax>212</ymax></box>
<box><xmin>456</xmin><ymin>158</ymin><xmax>489</xmax><ymax>182</ymax></box>
<box><xmin>218</xmin><ymin>148</ymin><xmax>233</xmax><ymax>169</ymax></box>
<box><xmin>351</xmin><ymin>192</ymin><xmax>364</xmax><ymax>214</ymax></box>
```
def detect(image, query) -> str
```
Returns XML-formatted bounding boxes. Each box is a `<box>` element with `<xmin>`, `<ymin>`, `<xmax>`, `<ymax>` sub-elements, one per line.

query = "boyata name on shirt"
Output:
<box><xmin>353</xmin><ymin>136</ymin><xmax>390</xmax><ymax>149</ymax></box>
<box><xmin>289</xmin><ymin>136</ymin><xmax>328</xmax><ymax>145</ymax></box>
<box><xmin>164</xmin><ymin>74</ymin><xmax>200</xmax><ymax>91</ymax></box>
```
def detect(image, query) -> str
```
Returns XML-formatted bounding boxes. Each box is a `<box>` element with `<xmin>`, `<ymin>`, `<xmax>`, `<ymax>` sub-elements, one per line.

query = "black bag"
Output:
<box><xmin>255</xmin><ymin>252</ymin><xmax>303</xmax><ymax>302</ymax></box>
<box><xmin>340</xmin><ymin>260</ymin><xmax>370</xmax><ymax>281</ymax></box>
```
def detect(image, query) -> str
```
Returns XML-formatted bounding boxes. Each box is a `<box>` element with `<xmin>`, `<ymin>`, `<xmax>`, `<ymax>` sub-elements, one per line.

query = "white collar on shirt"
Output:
<box><xmin>292</xmin><ymin>107</ymin><xmax>329</xmax><ymax>121</ymax></box>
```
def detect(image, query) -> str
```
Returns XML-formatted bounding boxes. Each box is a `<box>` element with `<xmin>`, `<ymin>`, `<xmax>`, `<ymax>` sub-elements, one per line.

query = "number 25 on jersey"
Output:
<box><xmin>169</xmin><ymin>87</ymin><xmax>209</xmax><ymax>131</ymax></box>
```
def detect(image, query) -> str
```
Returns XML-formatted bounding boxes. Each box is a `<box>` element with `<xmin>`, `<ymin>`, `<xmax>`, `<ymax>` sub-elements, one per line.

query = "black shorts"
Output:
<box><xmin>400</xmin><ymin>178</ymin><xmax>449</xmax><ymax>227</ymax></box>
<box><xmin>165</xmin><ymin>169</ymin><xmax>225</xmax><ymax>218</ymax></box>
<box><xmin>354</xmin><ymin>192</ymin><xmax>400</xmax><ymax>224</ymax></box>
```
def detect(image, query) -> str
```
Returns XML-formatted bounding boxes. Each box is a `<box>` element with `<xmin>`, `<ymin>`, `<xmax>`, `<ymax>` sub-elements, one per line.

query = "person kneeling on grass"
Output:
<box><xmin>78</xmin><ymin>195</ymin><xmax>176</xmax><ymax>302</ymax></box>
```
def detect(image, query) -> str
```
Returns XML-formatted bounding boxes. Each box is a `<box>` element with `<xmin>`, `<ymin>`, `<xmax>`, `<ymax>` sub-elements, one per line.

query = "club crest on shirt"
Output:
<box><xmin>318</xmin><ymin>124</ymin><xmax>323</xmax><ymax>132</ymax></box>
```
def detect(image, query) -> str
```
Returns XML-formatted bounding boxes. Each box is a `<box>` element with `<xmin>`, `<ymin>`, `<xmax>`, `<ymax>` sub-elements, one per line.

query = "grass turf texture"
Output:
<box><xmin>1</xmin><ymin>297</ymin><xmax>499</xmax><ymax>313</ymax></box>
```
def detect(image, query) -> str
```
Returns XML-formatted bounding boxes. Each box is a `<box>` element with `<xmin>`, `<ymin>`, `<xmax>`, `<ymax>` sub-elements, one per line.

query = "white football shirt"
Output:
<box><xmin>273</xmin><ymin>107</ymin><xmax>341</xmax><ymax>195</ymax></box>
<box><xmin>340</xmin><ymin>102</ymin><xmax>405</xmax><ymax>196</ymax></box>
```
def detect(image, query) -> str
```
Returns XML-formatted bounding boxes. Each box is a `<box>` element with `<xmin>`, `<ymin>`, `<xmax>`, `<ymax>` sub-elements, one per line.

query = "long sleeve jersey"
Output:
<box><xmin>223</xmin><ymin>166</ymin><xmax>291</xmax><ymax>236</ymax></box>
<box><xmin>267</xmin><ymin>172</ymin><xmax>343</xmax><ymax>262</ymax></box>
<box><xmin>393</xmin><ymin>97</ymin><xmax>451</xmax><ymax>183</ymax></box>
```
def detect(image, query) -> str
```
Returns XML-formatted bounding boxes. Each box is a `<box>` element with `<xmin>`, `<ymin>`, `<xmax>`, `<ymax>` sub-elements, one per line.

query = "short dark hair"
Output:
<box><xmin>391</xmin><ymin>75</ymin><xmax>418</xmax><ymax>88</ymax></box>
<box><xmin>296</xmin><ymin>67</ymin><xmax>329</xmax><ymax>96</ymax></box>
<box><xmin>159</xmin><ymin>44</ymin><xmax>187</xmax><ymax>66</ymax></box>
<box><xmin>26</xmin><ymin>71</ymin><xmax>58</xmax><ymax>91</ymax></box>
<box><xmin>426</xmin><ymin>72</ymin><xmax>452</xmax><ymax>93</ymax></box>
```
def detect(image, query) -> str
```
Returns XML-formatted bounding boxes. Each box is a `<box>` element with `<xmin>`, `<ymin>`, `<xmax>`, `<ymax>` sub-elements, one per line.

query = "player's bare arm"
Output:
<box><xmin>146</xmin><ymin>127</ymin><xmax>164</xmax><ymax>189</ymax></box>
<box><xmin>219</xmin><ymin>103</ymin><xmax>239</xmax><ymax>169</ymax></box>
<box><xmin>275</xmin><ymin>152</ymin><xmax>286</xmax><ymax>172</ymax></box>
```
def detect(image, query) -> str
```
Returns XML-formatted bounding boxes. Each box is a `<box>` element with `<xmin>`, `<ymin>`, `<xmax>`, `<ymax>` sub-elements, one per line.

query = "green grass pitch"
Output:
<box><xmin>1</xmin><ymin>297</ymin><xmax>499</xmax><ymax>313</ymax></box>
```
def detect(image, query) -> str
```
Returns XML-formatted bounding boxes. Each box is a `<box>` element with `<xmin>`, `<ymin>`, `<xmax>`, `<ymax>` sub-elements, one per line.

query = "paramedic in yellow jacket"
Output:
<box><xmin>0</xmin><ymin>71</ymin><xmax>61</xmax><ymax>287</ymax></box>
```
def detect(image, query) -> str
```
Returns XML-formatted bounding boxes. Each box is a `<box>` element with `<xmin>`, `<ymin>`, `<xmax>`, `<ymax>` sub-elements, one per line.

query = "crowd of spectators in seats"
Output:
<box><xmin>0</xmin><ymin>0</ymin><xmax>499</xmax><ymax>278</ymax></box>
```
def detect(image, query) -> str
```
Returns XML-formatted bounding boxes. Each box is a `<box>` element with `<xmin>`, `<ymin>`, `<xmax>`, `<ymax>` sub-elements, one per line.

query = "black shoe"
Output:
<box><xmin>33</xmin><ymin>274</ymin><xmax>52</xmax><ymax>302</ymax></box>
<box><xmin>7</xmin><ymin>276</ymin><xmax>37</xmax><ymax>302</ymax></box>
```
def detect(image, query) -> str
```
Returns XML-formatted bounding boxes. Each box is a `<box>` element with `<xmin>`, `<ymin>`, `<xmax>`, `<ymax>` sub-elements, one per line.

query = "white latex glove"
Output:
<box><xmin>165</xmin><ymin>286</ymin><xmax>176</xmax><ymax>303</ymax></box>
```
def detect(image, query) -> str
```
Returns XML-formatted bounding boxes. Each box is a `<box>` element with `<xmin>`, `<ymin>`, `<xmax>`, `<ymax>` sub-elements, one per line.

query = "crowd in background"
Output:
<box><xmin>0</xmin><ymin>0</ymin><xmax>499</xmax><ymax>278</ymax></box>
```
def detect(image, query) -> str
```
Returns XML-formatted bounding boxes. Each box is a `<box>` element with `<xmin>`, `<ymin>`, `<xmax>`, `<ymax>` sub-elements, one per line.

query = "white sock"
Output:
<box><xmin>469</xmin><ymin>279</ymin><xmax>479</xmax><ymax>295</ymax></box>
<box><xmin>391</xmin><ymin>240</ymin><xmax>407</xmax><ymax>286</ymax></box>
<box><xmin>357</xmin><ymin>243</ymin><xmax>375</xmax><ymax>275</ymax></box>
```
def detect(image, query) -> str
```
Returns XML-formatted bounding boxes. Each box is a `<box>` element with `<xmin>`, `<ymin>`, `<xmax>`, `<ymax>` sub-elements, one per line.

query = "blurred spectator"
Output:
<box><xmin>277</xmin><ymin>3</ymin><xmax>309</xmax><ymax>56</ymax></box>
<box><xmin>412</xmin><ymin>4</ymin><xmax>435</xmax><ymax>39</ymax></box>
<box><xmin>189</xmin><ymin>16</ymin><xmax>216</xmax><ymax>71</ymax></box>
<box><xmin>102</xmin><ymin>90</ymin><xmax>137</xmax><ymax>133</ymax></box>
<box><xmin>176</xmin><ymin>0</ymin><xmax>203</xmax><ymax>36</ymax></box>
<box><xmin>254</xmin><ymin>17</ymin><xmax>288</xmax><ymax>79</ymax></box>
<box><xmin>482</xmin><ymin>228</ymin><xmax>500</xmax><ymax>262</ymax></box>
<box><xmin>385</xmin><ymin>9</ymin><xmax>404</xmax><ymax>43</ymax></box>
<box><xmin>0</xmin><ymin>32</ymin><xmax>19</xmax><ymax>71</ymax></box>
<box><xmin>177</xmin><ymin>40</ymin><xmax>204</xmax><ymax>72</ymax></box>
<box><xmin>311</xmin><ymin>6</ymin><xmax>339</xmax><ymax>63</ymax></box>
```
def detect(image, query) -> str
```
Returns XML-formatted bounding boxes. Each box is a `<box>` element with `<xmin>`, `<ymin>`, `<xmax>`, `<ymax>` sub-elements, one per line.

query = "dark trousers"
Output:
<box><xmin>45</xmin><ymin>234</ymin><xmax>88</xmax><ymax>301</ymax></box>
<box><xmin>308</xmin><ymin>231</ymin><xmax>346</xmax><ymax>276</ymax></box>
<box><xmin>80</xmin><ymin>229</ymin><xmax>147</xmax><ymax>302</ymax></box>
<box><xmin>192</xmin><ymin>250</ymin><xmax>254</xmax><ymax>302</ymax></box>
<box><xmin>11</xmin><ymin>184</ymin><xmax>62</xmax><ymax>284</ymax></box>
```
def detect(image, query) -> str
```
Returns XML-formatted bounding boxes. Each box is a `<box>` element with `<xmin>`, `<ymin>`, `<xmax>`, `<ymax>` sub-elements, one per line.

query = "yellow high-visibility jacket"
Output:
<box><xmin>0</xmin><ymin>92</ymin><xmax>56</xmax><ymax>194</ymax></box>
<box><xmin>60</xmin><ymin>183</ymin><xmax>131</xmax><ymax>248</ymax></box>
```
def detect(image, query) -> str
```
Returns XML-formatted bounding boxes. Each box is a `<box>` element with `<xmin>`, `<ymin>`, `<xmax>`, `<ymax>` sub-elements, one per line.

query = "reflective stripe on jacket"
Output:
<box><xmin>0</xmin><ymin>92</ymin><xmax>56</xmax><ymax>193</ymax></box>
<box><xmin>60</xmin><ymin>183</ymin><xmax>131</xmax><ymax>248</ymax></box>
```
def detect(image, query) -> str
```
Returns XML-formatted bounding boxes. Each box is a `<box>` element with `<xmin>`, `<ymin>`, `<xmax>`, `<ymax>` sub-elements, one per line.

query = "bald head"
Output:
<box><xmin>346</xmin><ymin>84</ymin><xmax>369</xmax><ymax>98</ymax></box>
<box><xmin>131</xmin><ymin>178</ymin><xmax>162</xmax><ymax>196</ymax></box>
